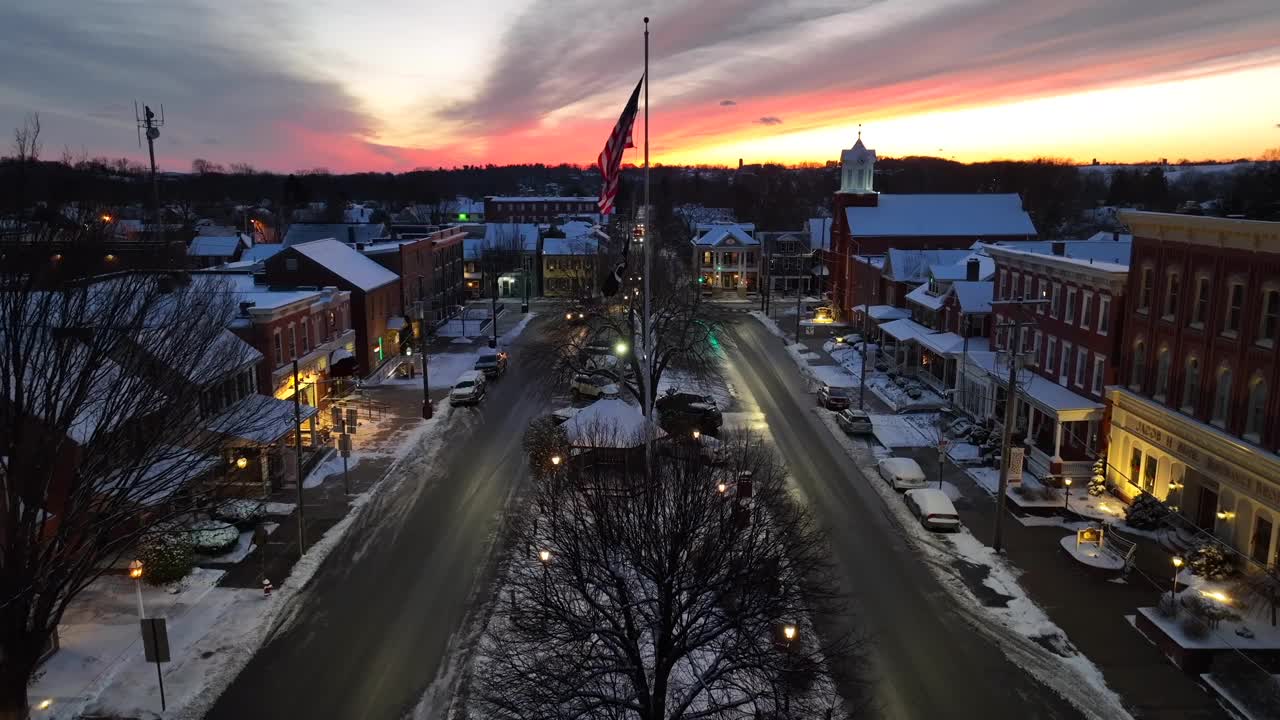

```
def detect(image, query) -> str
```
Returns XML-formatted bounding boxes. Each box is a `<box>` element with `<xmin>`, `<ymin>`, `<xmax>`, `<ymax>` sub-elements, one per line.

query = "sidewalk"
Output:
<box><xmin>893</xmin><ymin>447</ymin><xmax>1228</xmax><ymax>718</ymax></box>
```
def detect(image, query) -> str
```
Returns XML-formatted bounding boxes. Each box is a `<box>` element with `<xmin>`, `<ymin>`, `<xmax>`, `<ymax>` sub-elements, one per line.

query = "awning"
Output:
<box><xmin>879</xmin><ymin>318</ymin><xmax>933</xmax><ymax>343</ymax></box>
<box><xmin>329</xmin><ymin>347</ymin><xmax>354</xmax><ymax>364</ymax></box>
<box><xmin>206</xmin><ymin>394</ymin><xmax>320</xmax><ymax>446</ymax></box>
<box><xmin>386</xmin><ymin>316</ymin><xmax>407</xmax><ymax>331</ymax></box>
<box><xmin>867</xmin><ymin>305</ymin><xmax>911</xmax><ymax>321</ymax></box>
<box><xmin>917</xmin><ymin>331</ymin><xmax>967</xmax><ymax>356</ymax></box>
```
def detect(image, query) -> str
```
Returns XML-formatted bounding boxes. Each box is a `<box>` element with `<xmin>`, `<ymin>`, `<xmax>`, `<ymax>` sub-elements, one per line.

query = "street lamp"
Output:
<box><xmin>235</xmin><ymin>456</ymin><xmax>249</xmax><ymax>470</ymax></box>
<box><xmin>1063</xmin><ymin>478</ymin><xmax>1072</xmax><ymax>509</ymax></box>
<box><xmin>782</xmin><ymin>623</ymin><xmax>797</xmax><ymax>646</ymax></box>
<box><xmin>614</xmin><ymin>341</ymin><xmax>628</xmax><ymax>355</ymax></box>
<box><xmin>538</xmin><ymin>549</ymin><xmax>552</xmax><ymax>565</ymax></box>
<box><xmin>692</xmin><ymin>430</ymin><xmax>700</xmax><ymax>440</ymax></box>
<box><xmin>717</xmin><ymin>481</ymin><xmax>728</xmax><ymax>494</ymax></box>
<box><xmin>550</xmin><ymin>455</ymin><xmax>562</xmax><ymax>466</ymax></box>
<box><xmin>1171</xmin><ymin>556</ymin><xmax>1184</xmax><ymax>613</ymax></box>
<box><xmin>128</xmin><ymin>560</ymin><xmax>145</xmax><ymax>619</ymax></box>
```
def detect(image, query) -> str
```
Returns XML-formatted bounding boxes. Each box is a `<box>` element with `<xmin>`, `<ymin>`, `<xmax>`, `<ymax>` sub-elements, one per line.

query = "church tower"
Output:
<box><xmin>839</xmin><ymin>129</ymin><xmax>876</xmax><ymax>194</ymax></box>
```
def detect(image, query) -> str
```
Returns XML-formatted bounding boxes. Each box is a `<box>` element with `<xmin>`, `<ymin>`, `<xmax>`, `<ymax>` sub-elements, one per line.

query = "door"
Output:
<box><xmin>1251</xmin><ymin>515</ymin><xmax>1274</xmax><ymax>565</ymax></box>
<box><xmin>1195</xmin><ymin>487</ymin><xmax>1219</xmax><ymax>530</ymax></box>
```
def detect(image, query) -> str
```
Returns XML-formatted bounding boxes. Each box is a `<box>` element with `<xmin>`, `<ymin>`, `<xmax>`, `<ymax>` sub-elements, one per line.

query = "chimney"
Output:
<box><xmin>347</xmin><ymin>226</ymin><xmax>356</xmax><ymax>245</ymax></box>
<box><xmin>238</xmin><ymin>300</ymin><xmax>256</xmax><ymax>316</ymax></box>
<box><xmin>738</xmin><ymin>158</ymin><xmax>743</xmax><ymax>170</ymax></box>
<box><xmin>1112</xmin><ymin>231</ymin><xmax>1120</xmax><ymax>242</ymax></box>
<box><xmin>1051</xmin><ymin>241</ymin><xmax>1066</xmax><ymax>256</ymax></box>
<box><xmin>966</xmin><ymin>259</ymin><xmax>980</xmax><ymax>281</ymax></box>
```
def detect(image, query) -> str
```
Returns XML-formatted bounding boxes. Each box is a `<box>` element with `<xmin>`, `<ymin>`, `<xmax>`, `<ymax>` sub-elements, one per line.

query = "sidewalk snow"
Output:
<box><xmin>33</xmin><ymin>405</ymin><xmax>462</xmax><ymax>720</ymax></box>
<box><xmin>373</xmin><ymin>312</ymin><xmax>536</xmax><ymax>391</ymax></box>
<box><xmin>869</xmin><ymin>413</ymin><xmax>940</xmax><ymax>448</ymax></box>
<box><xmin>748</xmin><ymin>310</ymin><xmax>788</xmax><ymax>340</ymax></box>
<box><xmin>811</xmin><ymin>365</ymin><xmax>855</xmax><ymax>388</ymax></box>
<box><xmin>812</xmin><ymin>408</ymin><xmax>1132</xmax><ymax>720</ymax></box>
<box><xmin>966</xmin><ymin>465</ymin><xmax>1128</xmax><ymax>523</ymax></box>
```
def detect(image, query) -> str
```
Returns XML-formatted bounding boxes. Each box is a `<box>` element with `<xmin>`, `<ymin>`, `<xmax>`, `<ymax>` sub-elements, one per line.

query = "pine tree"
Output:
<box><xmin>1089</xmin><ymin>458</ymin><xmax>1106</xmax><ymax>497</ymax></box>
<box><xmin>1187</xmin><ymin>540</ymin><xmax>1236</xmax><ymax>581</ymax></box>
<box><xmin>1124</xmin><ymin>493</ymin><xmax>1168</xmax><ymax>530</ymax></box>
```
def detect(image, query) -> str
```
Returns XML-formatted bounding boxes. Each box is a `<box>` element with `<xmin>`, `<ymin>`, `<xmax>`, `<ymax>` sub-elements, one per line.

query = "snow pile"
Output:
<box><xmin>749</xmin><ymin>310</ymin><xmax>789</xmax><ymax>340</ymax></box>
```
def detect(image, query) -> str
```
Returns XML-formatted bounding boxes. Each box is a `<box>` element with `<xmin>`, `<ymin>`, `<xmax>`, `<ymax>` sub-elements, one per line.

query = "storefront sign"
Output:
<box><xmin>1007</xmin><ymin>447</ymin><xmax>1025</xmax><ymax>485</ymax></box>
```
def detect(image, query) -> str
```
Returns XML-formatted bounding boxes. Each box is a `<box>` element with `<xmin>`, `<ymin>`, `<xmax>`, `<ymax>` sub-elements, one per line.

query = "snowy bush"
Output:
<box><xmin>138</xmin><ymin>532</ymin><xmax>193</xmax><ymax>585</ymax></box>
<box><xmin>1156</xmin><ymin>592</ymin><xmax>1178</xmax><ymax>618</ymax></box>
<box><xmin>1088</xmin><ymin>458</ymin><xmax>1107</xmax><ymax>497</ymax></box>
<box><xmin>213</xmin><ymin>498</ymin><xmax>266</xmax><ymax>528</ymax></box>
<box><xmin>186</xmin><ymin>520</ymin><xmax>241</xmax><ymax>554</ymax></box>
<box><xmin>1182</xmin><ymin>593</ymin><xmax>1241</xmax><ymax>626</ymax></box>
<box><xmin>906</xmin><ymin>387</ymin><xmax>923</xmax><ymax>399</ymax></box>
<box><xmin>1187</xmin><ymin>540</ymin><xmax>1237</xmax><ymax>581</ymax></box>
<box><xmin>1180</xmin><ymin>614</ymin><xmax>1210</xmax><ymax>639</ymax></box>
<box><xmin>1124</xmin><ymin>493</ymin><xmax>1169</xmax><ymax>530</ymax></box>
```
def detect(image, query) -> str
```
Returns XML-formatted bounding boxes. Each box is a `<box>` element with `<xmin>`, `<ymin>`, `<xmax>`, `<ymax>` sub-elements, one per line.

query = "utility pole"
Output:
<box><xmin>642</xmin><ymin>16</ymin><xmax>653</xmax><ymax>478</ymax></box>
<box><xmin>420</xmin><ymin>306</ymin><xmax>432</xmax><ymax>419</ymax></box>
<box><xmin>990</xmin><ymin>296</ymin><xmax>1047</xmax><ymax>553</ymax></box>
<box><xmin>136</xmin><ymin>103</ymin><xmax>164</xmax><ymax>245</ymax></box>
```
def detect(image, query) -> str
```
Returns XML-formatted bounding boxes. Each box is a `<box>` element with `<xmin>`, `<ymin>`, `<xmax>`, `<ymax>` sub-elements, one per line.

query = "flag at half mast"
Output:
<box><xmin>596</xmin><ymin>75</ymin><xmax>644</xmax><ymax>217</ymax></box>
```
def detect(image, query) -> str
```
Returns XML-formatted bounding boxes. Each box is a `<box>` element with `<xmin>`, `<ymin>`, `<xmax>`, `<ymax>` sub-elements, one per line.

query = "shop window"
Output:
<box><xmin>1142</xmin><ymin>455</ymin><xmax>1159</xmax><ymax>492</ymax></box>
<box><xmin>1260</xmin><ymin>288</ymin><xmax>1280</xmax><ymax>346</ymax></box>
<box><xmin>1130</xmin><ymin>340</ymin><xmax>1146</xmax><ymax>390</ymax></box>
<box><xmin>1129</xmin><ymin>447</ymin><xmax>1143</xmax><ymax>488</ymax></box>
<box><xmin>1224</xmin><ymin>281</ymin><xmax>1245</xmax><ymax>336</ymax></box>
<box><xmin>1181</xmin><ymin>356</ymin><xmax>1200</xmax><ymax>414</ymax></box>
<box><xmin>1251</xmin><ymin>514</ymin><xmax>1274</xmax><ymax>566</ymax></box>
<box><xmin>1246</xmin><ymin>375</ymin><xmax>1268</xmax><ymax>442</ymax></box>
<box><xmin>1212</xmin><ymin>365</ymin><xmax>1233</xmax><ymax>428</ymax></box>
<box><xmin>1138</xmin><ymin>265</ymin><xmax>1154</xmax><ymax>312</ymax></box>
<box><xmin>1192</xmin><ymin>275</ymin><xmax>1210</xmax><ymax>327</ymax></box>
<box><xmin>1154</xmin><ymin>346</ymin><xmax>1170</xmax><ymax>400</ymax></box>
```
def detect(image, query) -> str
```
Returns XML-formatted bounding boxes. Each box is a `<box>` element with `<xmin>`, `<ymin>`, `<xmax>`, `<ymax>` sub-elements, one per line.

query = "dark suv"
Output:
<box><xmin>655</xmin><ymin>392</ymin><xmax>723</xmax><ymax>436</ymax></box>
<box><xmin>473</xmin><ymin>351</ymin><xmax>508</xmax><ymax>378</ymax></box>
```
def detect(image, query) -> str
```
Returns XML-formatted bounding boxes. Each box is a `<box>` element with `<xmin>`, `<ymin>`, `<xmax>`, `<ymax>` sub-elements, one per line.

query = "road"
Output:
<box><xmin>206</xmin><ymin>314</ymin><xmax>556</xmax><ymax>720</ymax></box>
<box><xmin>715</xmin><ymin>308</ymin><xmax>1087</xmax><ymax>720</ymax></box>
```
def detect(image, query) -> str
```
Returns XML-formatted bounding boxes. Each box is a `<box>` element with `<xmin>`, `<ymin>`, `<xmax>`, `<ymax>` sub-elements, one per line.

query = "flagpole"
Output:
<box><xmin>642</xmin><ymin>16</ymin><xmax>653</xmax><ymax>479</ymax></box>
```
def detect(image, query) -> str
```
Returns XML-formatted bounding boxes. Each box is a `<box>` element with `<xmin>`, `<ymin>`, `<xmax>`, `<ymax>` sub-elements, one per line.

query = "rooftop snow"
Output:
<box><xmin>884</xmin><ymin>249</ymin><xmax>973</xmax><ymax>281</ymax></box>
<box><xmin>289</xmin><ymin>239</ymin><xmax>399</xmax><ymax>292</ymax></box>
<box><xmin>693</xmin><ymin>224</ymin><xmax>758</xmax><ymax>247</ymax></box>
<box><xmin>188</xmin><ymin>236</ymin><xmax>242</xmax><ymax>257</ymax></box>
<box><xmin>878</xmin><ymin>318</ymin><xmax>934</xmax><ymax>343</ymax></box>
<box><xmin>966</xmin><ymin>352</ymin><xmax>1102</xmax><ymax>415</ymax></box>
<box><xmin>952</xmin><ymin>281</ymin><xmax>994</xmax><ymax>313</ymax></box>
<box><xmin>543</xmin><ymin>237</ymin><xmax>599</xmax><ymax>255</ymax></box>
<box><xmin>986</xmin><ymin>243</ymin><xmax>1131</xmax><ymax>273</ymax></box>
<box><xmin>906</xmin><ymin>282</ymin><xmax>947</xmax><ymax>310</ymax></box>
<box><xmin>807</xmin><ymin>217</ymin><xmax>832</xmax><ymax>251</ymax></box>
<box><xmin>207</xmin><ymin>394</ymin><xmax>320</xmax><ymax>445</ymax></box>
<box><xmin>283</xmin><ymin>223</ymin><xmax>386</xmax><ymax>247</ymax></box>
<box><xmin>241</xmin><ymin>244</ymin><xmax>284</xmax><ymax>263</ymax></box>
<box><xmin>562</xmin><ymin>397</ymin><xmax>666</xmax><ymax>447</ymax></box>
<box><xmin>485</xmin><ymin>196</ymin><xmax>596</xmax><ymax>202</ymax></box>
<box><xmin>845</xmin><ymin>194</ymin><xmax>1036</xmax><ymax>238</ymax></box>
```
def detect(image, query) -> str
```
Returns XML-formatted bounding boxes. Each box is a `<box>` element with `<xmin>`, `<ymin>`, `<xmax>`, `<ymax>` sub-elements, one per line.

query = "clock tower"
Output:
<box><xmin>839</xmin><ymin>130</ymin><xmax>876</xmax><ymax>194</ymax></box>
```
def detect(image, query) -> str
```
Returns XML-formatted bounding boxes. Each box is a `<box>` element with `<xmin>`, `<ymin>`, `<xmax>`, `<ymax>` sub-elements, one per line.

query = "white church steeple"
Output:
<box><xmin>839</xmin><ymin>127</ymin><xmax>876</xmax><ymax>194</ymax></box>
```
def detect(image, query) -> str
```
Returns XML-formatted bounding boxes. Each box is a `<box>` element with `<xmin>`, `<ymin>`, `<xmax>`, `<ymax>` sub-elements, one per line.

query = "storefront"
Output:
<box><xmin>1107</xmin><ymin>387</ymin><xmax>1280</xmax><ymax>566</ymax></box>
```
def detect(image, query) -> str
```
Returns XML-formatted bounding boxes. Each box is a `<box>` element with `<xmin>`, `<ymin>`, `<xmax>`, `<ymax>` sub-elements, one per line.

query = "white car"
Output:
<box><xmin>877</xmin><ymin>457</ymin><xmax>927</xmax><ymax>491</ymax></box>
<box><xmin>904</xmin><ymin>488</ymin><xmax>961</xmax><ymax>531</ymax></box>
<box><xmin>571</xmin><ymin>374</ymin><xmax>619</xmax><ymax>399</ymax></box>
<box><xmin>449</xmin><ymin>370</ymin><xmax>487</xmax><ymax>406</ymax></box>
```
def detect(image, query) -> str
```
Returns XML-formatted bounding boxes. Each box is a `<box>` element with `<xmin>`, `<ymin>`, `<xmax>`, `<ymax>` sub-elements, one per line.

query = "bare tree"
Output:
<box><xmin>0</xmin><ymin>226</ymin><xmax>281</xmax><ymax>717</ymax></box>
<box><xmin>473</xmin><ymin>429</ymin><xmax>857</xmax><ymax>718</ymax></box>
<box><xmin>550</xmin><ymin>253</ymin><xmax>725</xmax><ymax>410</ymax></box>
<box><xmin>10</xmin><ymin>113</ymin><xmax>41</xmax><ymax>223</ymax></box>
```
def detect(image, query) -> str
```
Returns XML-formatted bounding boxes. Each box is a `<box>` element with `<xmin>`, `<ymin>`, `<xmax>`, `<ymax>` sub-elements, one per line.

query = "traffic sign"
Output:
<box><xmin>1008</xmin><ymin>447</ymin><xmax>1025</xmax><ymax>485</ymax></box>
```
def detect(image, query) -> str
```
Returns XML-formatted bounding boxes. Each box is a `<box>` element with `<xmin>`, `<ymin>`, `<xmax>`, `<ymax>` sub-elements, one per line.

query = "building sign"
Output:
<box><xmin>1077</xmin><ymin>526</ymin><xmax>1103</xmax><ymax>548</ymax></box>
<box><xmin>1007</xmin><ymin>447</ymin><xmax>1025</xmax><ymax>485</ymax></box>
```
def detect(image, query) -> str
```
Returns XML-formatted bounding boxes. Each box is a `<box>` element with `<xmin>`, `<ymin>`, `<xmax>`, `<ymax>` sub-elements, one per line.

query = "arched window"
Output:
<box><xmin>1181</xmin><ymin>356</ymin><xmax>1200</xmax><ymax>413</ymax></box>
<box><xmin>1212</xmin><ymin>365</ymin><xmax>1233</xmax><ymax>428</ymax></box>
<box><xmin>1246</xmin><ymin>375</ymin><xmax>1269</xmax><ymax>441</ymax></box>
<box><xmin>1154</xmin><ymin>346</ymin><xmax>1171</xmax><ymax>400</ymax></box>
<box><xmin>1130</xmin><ymin>340</ymin><xmax>1146</xmax><ymax>390</ymax></box>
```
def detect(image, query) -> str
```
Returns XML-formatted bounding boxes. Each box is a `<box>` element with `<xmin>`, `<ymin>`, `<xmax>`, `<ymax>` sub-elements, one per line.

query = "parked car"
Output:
<box><xmin>449</xmin><ymin>370</ymin><xmax>487</xmax><ymax>406</ymax></box>
<box><xmin>904</xmin><ymin>488</ymin><xmax>961</xmax><ymax>531</ymax></box>
<box><xmin>656</xmin><ymin>391</ymin><xmax>723</xmax><ymax>435</ymax></box>
<box><xmin>877</xmin><ymin>457</ymin><xmax>927</xmax><ymax>491</ymax></box>
<box><xmin>817</xmin><ymin>383</ymin><xmax>854</xmax><ymax>410</ymax></box>
<box><xmin>473</xmin><ymin>351</ymin><xmax>508</xmax><ymax>378</ymax></box>
<box><xmin>571</xmin><ymin>374</ymin><xmax>619</xmax><ymax>399</ymax></box>
<box><xmin>564</xmin><ymin>307</ymin><xmax>587</xmax><ymax>323</ymax></box>
<box><xmin>835</xmin><ymin>408</ymin><xmax>874</xmax><ymax>435</ymax></box>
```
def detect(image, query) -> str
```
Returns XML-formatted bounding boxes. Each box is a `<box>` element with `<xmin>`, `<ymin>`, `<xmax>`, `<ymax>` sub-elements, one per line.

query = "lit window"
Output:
<box><xmin>1211</xmin><ymin>365</ymin><xmax>1233</xmax><ymax>427</ymax></box>
<box><xmin>1224</xmin><ymin>282</ymin><xmax>1245</xmax><ymax>335</ymax></box>
<box><xmin>1181</xmin><ymin>357</ymin><xmax>1200</xmax><ymax>414</ymax></box>
<box><xmin>1245</xmin><ymin>376</ymin><xmax>1268</xmax><ymax>441</ymax></box>
<box><xmin>1130</xmin><ymin>340</ymin><xmax>1146</xmax><ymax>390</ymax></box>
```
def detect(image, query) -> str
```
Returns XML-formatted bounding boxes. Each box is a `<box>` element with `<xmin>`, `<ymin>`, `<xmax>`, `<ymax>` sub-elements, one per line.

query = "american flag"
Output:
<box><xmin>596</xmin><ymin>75</ymin><xmax>644</xmax><ymax>217</ymax></box>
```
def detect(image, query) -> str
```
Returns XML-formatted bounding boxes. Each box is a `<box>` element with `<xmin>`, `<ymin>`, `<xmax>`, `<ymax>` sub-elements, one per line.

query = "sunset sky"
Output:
<box><xmin>4</xmin><ymin>0</ymin><xmax>1280</xmax><ymax>173</ymax></box>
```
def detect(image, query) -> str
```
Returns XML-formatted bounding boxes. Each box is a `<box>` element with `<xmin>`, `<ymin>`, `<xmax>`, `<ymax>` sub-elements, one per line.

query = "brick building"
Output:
<box><xmin>484</xmin><ymin>196</ymin><xmax>598</xmax><ymax>224</ymax></box>
<box><xmin>826</xmin><ymin>134</ymin><xmax>1036</xmax><ymax>321</ymax></box>
<box><xmin>264</xmin><ymin>239</ymin><xmax>402</xmax><ymax>377</ymax></box>
<box><xmin>359</xmin><ymin>227</ymin><xmax>466</xmax><ymax>331</ymax></box>
<box><xmin>1106</xmin><ymin>211</ymin><xmax>1280</xmax><ymax>565</ymax></box>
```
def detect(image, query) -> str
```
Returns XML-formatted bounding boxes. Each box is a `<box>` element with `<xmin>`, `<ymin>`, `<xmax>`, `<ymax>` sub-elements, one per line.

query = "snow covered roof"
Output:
<box><xmin>917</xmin><ymin>332</ymin><xmax>967</xmax><ymax>356</ymax></box>
<box><xmin>207</xmin><ymin>394</ymin><xmax>320</xmax><ymax>445</ymax></box>
<box><xmin>242</xmin><ymin>243</ymin><xmax>284</xmax><ymax>263</ymax></box>
<box><xmin>483</xmin><ymin>222</ymin><xmax>540</xmax><ymax>251</ymax></box>
<box><xmin>878</xmin><ymin>318</ymin><xmax>934</xmax><ymax>343</ymax></box>
<box><xmin>985</xmin><ymin>243</ymin><xmax>1131</xmax><ymax>274</ymax></box>
<box><xmin>188</xmin><ymin>236</ymin><xmax>243</xmax><ymax>257</ymax></box>
<box><xmin>861</xmin><ymin>305</ymin><xmax>910</xmax><ymax>321</ymax></box>
<box><xmin>543</xmin><ymin>237</ymin><xmax>599</xmax><ymax>255</ymax></box>
<box><xmin>884</xmin><ymin>249</ymin><xmax>973</xmax><ymax>282</ymax></box>
<box><xmin>952</xmin><ymin>281</ymin><xmax>994</xmax><ymax>313</ymax></box>
<box><xmin>560</xmin><ymin>220</ymin><xmax>609</xmax><ymax>242</ymax></box>
<box><xmin>562</xmin><ymin>397</ymin><xmax>666</xmax><ymax>448</ymax></box>
<box><xmin>486</xmin><ymin>196</ymin><xmax>596</xmax><ymax>202</ymax></box>
<box><xmin>965</xmin><ymin>352</ymin><xmax>1103</xmax><ymax>416</ymax></box>
<box><xmin>283</xmin><ymin>223</ymin><xmax>386</xmax><ymax>247</ymax></box>
<box><xmin>806</xmin><ymin>217</ymin><xmax>832</xmax><ymax>251</ymax></box>
<box><xmin>220</xmin><ymin>274</ymin><xmax>324</xmax><ymax>311</ymax></box>
<box><xmin>845</xmin><ymin>194</ymin><xmax>1037</xmax><ymax>238</ymax></box>
<box><xmin>906</xmin><ymin>282</ymin><xmax>947</xmax><ymax>310</ymax></box>
<box><xmin>289</xmin><ymin>239</ymin><xmax>399</xmax><ymax>292</ymax></box>
<box><xmin>694</xmin><ymin>223</ymin><xmax>758</xmax><ymax>247</ymax></box>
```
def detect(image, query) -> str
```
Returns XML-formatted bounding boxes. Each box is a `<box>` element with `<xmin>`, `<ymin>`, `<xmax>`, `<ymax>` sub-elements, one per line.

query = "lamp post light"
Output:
<box><xmin>1171</xmin><ymin>556</ymin><xmax>1184</xmax><ymax>613</ymax></box>
<box><xmin>1063</xmin><ymin>478</ymin><xmax>1072</xmax><ymax>509</ymax></box>
<box><xmin>550</xmin><ymin>455</ymin><xmax>562</xmax><ymax>467</ymax></box>
<box><xmin>717</xmin><ymin>481</ymin><xmax>728</xmax><ymax>494</ymax></box>
<box><xmin>614</xmin><ymin>341</ymin><xmax>628</xmax><ymax>356</ymax></box>
<box><xmin>692</xmin><ymin>430</ymin><xmax>700</xmax><ymax>440</ymax></box>
<box><xmin>128</xmin><ymin>560</ymin><xmax>145</xmax><ymax>619</ymax></box>
<box><xmin>538</xmin><ymin>549</ymin><xmax>552</xmax><ymax>565</ymax></box>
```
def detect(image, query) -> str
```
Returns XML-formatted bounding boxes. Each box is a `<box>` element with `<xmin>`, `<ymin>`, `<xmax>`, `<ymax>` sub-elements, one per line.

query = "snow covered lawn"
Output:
<box><xmin>748</xmin><ymin>310</ymin><xmax>789</xmax><ymax>340</ymax></box>
<box><xmin>866</xmin><ymin>375</ymin><xmax>946</xmax><ymax>411</ymax></box>
<box><xmin>1058</xmin><ymin>535</ymin><xmax>1126</xmax><ymax>571</ymax></box>
<box><xmin>965</xmin><ymin>465</ymin><xmax>1128</xmax><ymax>523</ymax></box>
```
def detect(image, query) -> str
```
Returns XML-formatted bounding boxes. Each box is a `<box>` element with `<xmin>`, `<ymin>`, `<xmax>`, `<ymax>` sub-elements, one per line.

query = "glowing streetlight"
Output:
<box><xmin>128</xmin><ymin>560</ymin><xmax>145</xmax><ymax>619</ymax></box>
<box><xmin>550</xmin><ymin>455</ymin><xmax>562</xmax><ymax>466</ymax></box>
<box><xmin>692</xmin><ymin>430</ymin><xmax>700</xmax><ymax>440</ymax></box>
<box><xmin>538</xmin><ymin>549</ymin><xmax>552</xmax><ymax>565</ymax></box>
<box><xmin>235</xmin><ymin>456</ymin><xmax>249</xmax><ymax>470</ymax></box>
<box><xmin>782</xmin><ymin>624</ymin><xmax>797</xmax><ymax>647</ymax></box>
<box><xmin>1063</xmin><ymin>478</ymin><xmax>1072</xmax><ymax>509</ymax></box>
<box><xmin>100</xmin><ymin>214</ymin><xmax>113</xmax><ymax>223</ymax></box>
<box><xmin>35</xmin><ymin>699</ymin><xmax>52</xmax><ymax>711</ymax></box>
<box><xmin>1170</xmin><ymin>556</ymin><xmax>1184</xmax><ymax>613</ymax></box>
<box><xmin>614</xmin><ymin>341</ymin><xmax>628</xmax><ymax>355</ymax></box>
<box><xmin>717</xmin><ymin>482</ymin><xmax>728</xmax><ymax>494</ymax></box>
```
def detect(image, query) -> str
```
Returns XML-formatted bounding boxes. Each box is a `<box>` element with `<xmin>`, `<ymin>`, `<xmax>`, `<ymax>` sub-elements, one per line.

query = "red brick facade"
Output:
<box><xmin>484</xmin><ymin>197</ymin><xmax>597</xmax><ymax>224</ymax></box>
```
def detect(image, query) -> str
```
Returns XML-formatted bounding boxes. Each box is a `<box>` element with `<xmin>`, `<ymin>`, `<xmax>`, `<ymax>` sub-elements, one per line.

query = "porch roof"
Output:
<box><xmin>206</xmin><ymin>394</ymin><xmax>320</xmax><ymax>446</ymax></box>
<box><xmin>917</xmin><ymin>331</ymin><xmax>967</xmax><ymax>355</ymax></box>
<box><xmin>854</xmin><ymin>304</ymin><xmax>911</xmax><ymax>321</ymax></box>
<box><xmin>879</xmin><ymin>318</ymin><xmax>934</xmax><ymax>343</ymax></box>
<box><xmin>965</xmin><ymin>351</ymin><xmax>1102</xmax><ymax>419</ymax></box>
